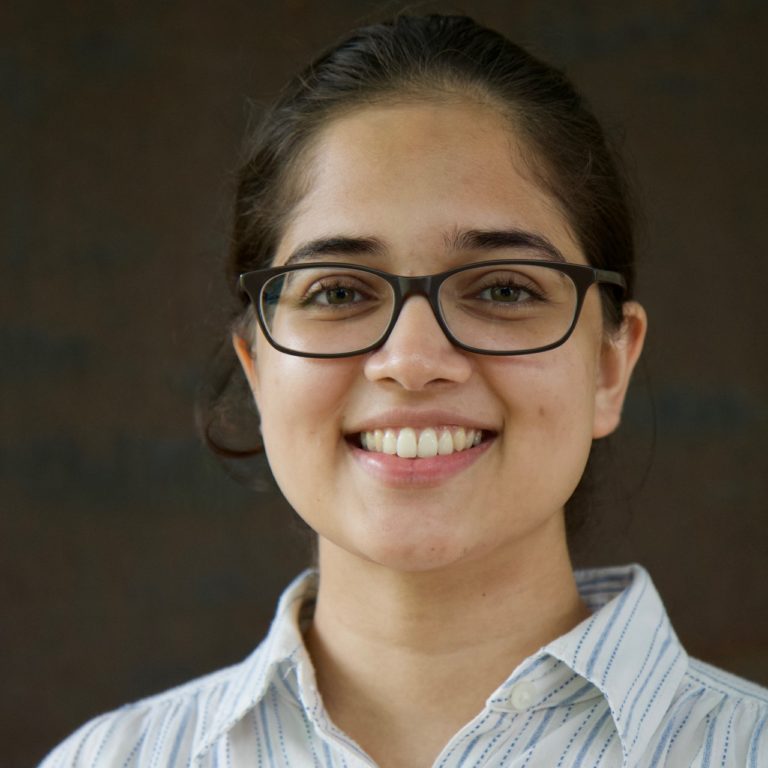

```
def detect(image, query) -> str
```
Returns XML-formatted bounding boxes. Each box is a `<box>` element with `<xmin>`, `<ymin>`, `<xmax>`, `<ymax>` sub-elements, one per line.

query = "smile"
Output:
<box><xmin>358</xmin><ymin>426</ymin><xmax>485</xmax><ymax>458</ymax></box>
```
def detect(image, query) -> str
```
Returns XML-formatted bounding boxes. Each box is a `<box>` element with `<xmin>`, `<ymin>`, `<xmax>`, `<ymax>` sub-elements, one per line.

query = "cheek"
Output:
<box><xmin>255</xmin><ymin>354</ymin><xmax>363</xmax><ymax>529</ymax></box>
<box><xmin>535</xmin><ymin>362</ymin><xmax>596</xmax><ymax>435</ymax></box>
<box><xmin>256</xmin><ymin>350</ymin><xmax>359</xmax><ymax>453</ymax></box>
<box><xmin>484</xmin><ymin>346</ymin><xmax>597</xmax><ymax>415</ymax></box>
<box><xmin>483</xmin><ymin>351</ymin><xmax>599</xmax><ymax>489</ymax></box>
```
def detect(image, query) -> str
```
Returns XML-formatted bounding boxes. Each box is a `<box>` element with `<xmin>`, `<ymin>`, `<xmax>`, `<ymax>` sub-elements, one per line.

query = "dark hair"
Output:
<box><xmin>197</xmin><ymin>13</ymin><xmax>638</xmax><ymax>537</ymax></box>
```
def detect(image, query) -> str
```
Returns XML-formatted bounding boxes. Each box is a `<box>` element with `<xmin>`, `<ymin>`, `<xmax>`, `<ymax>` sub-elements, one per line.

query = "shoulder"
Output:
<box><xmin>37</xmin><ymin>663</ymin><xmax>238</xmax><ymax>768</ymax></box>
<box><xmin>651</xmin><ymin>657</ymin><xmax>768</xmax><ymax>766</ymax></box>
<box><xmin>685</xmin><ymin>657</ymin><xmax>768</xmax><ymax>707</ymax></box>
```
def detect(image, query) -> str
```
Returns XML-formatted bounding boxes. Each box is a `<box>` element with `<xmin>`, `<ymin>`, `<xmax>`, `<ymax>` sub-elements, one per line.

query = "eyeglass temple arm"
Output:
<box><xmin>594</xmin><ymin>269</ymin><xmax>626</xmax><ymax>291</ymax></box>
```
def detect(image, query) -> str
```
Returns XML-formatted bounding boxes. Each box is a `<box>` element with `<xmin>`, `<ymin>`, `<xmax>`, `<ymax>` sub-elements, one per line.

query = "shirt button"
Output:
<box><xmin>509</xmin><ymin>681</ymin><xmax>536</xmax><ymax>711</ymax></box>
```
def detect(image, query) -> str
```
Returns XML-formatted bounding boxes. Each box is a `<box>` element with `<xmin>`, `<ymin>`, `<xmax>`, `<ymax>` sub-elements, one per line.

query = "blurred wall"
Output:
<box><xmin>2</xmin><ymin>1</ymin><xmax>767</xmax><ymax>765</ymax></box>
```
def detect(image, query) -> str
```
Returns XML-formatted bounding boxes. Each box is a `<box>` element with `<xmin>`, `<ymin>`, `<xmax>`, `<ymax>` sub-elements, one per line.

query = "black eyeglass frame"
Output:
<box><xmin>238</xmin><ymin>259</ymin><xmax>627</xmax><ymax>358</ymax></box>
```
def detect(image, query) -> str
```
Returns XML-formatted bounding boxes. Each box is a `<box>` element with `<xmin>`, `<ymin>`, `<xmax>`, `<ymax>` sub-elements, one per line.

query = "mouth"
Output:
<box><xmin>350</xmin><ymin>426</ymin><xmax>494</xmax><ymax>459</ymax></box>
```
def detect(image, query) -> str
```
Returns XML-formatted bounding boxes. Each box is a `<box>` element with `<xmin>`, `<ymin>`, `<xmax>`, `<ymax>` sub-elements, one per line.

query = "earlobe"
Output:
<box><xmin>592</xmin><ymin>301</ymin><xmax>648</xmax><ymax>439</ymax></box>
<box><xmin>232</xmin><ymin>332</ymin><xmax>260</xmax><ymax>400</ymax></box>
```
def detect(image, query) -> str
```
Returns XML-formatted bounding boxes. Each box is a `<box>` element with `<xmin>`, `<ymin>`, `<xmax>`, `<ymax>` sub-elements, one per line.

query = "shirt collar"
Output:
<box><xmin>488</xmin><ymin>564</ymin><xmax>688</xmax><ymax>766</ymax></box>
<box><xmin>193</xmin><ymin>569</ymin><xmax>320</xmax><ymax>760</ymax></box>
<box><xmin>565</xmin><ymin>564</ymin><xmax>688</xmax><ymax>765</ymax></box>
<box><xmin>564</xmin><ymin>565</ymin><xmax>688</xmax><ymax>765</ymax></box>
<box><xmin>193</xmin><ymin>564</ymin><xmax>687</xmax><ymax>766</ymax></box>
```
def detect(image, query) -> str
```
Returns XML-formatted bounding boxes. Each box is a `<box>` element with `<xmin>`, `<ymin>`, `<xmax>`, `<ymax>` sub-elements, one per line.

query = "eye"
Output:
<box><xmin>473</xmin><ymin>275</ymin><xmax>545</xmax><ymax>305</ymax></box>
<box><xmin>479</xmin><ymin>283</ymin><xmax>533</xmax><ymax>303</ymax></box>
<box><xmin>445</xmin><ymin>267</ymin><xmax>553</xmax><ymax>322</ymax></box>
<box><xmin>303</xmin><ymin>280</ymin><xmax>368</xmax><ymax>306</ymax></box>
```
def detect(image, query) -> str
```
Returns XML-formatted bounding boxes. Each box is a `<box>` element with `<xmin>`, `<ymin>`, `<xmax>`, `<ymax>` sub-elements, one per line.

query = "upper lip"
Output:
<box><xmin>346</xmin><ymin>409</ymin><xmax>499</xmax><ymax>434</ymax></box>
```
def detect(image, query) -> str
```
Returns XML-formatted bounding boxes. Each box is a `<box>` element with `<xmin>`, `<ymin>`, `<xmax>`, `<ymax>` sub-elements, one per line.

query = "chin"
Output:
<box><xmin>341</xmin><ymin>528</ymin><xmax>489</xmax><ymax>574</ymax></box>
<box><xmin>363</xmin><ymin>549</ymin><xmax>469</xmax><ymax>574</ymax></box>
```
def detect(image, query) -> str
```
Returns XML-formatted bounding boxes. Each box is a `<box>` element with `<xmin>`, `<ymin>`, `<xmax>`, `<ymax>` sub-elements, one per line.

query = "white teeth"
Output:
<box><xmin>396</xmin><ymin>427</ymin><xmax>418</xmax><ymax>458</ymax></box>
<box><xmin>358</xmin><ymin>426</ymin><xmax>486</xmax><ymax>458</ymax></box>
<box><xmin>382</xmin><ymin>429</ymin><xmax>397</xmax><ymax>455</ymax></box>
<box><xmin>417</xmin><ymin>428</ymin><xmax>438</xmax><ymax>458</ymax></box>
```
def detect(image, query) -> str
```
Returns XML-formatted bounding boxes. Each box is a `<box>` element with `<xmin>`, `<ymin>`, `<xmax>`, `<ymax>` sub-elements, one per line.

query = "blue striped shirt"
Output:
<box><xmin>39</xmin><ymin>565</ymin><xmax>768</xmax><ymax>767</ymax></box>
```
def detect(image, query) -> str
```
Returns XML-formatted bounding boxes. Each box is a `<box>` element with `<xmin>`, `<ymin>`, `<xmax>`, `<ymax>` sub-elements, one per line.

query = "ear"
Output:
<box><xmin>232</xmin><ymin>332</ymin><xmax>260</xmax><ymax>405</ymax></box>
<box><xmin>592</xmin><ymin>301</ymin><xmax>648</xmax><ymax>438</ymax></box>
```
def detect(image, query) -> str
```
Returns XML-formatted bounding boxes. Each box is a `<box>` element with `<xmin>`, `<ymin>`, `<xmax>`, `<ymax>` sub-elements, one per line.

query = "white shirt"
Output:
<box><xmin>39</xmin><ymin>565</ymin><xmax>768</xmax><ymax>767</ymax></box>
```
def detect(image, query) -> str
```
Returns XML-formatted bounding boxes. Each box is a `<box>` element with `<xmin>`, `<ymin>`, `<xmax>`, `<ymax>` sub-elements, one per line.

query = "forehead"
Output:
<box><xmin>276</xmin><ymin>101</ymin><xmax>582</xmax><ymax>267</ymax></box>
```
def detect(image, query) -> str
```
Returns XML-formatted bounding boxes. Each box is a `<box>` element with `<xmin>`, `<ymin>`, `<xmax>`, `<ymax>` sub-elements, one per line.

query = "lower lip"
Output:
<box><xmin>348</xmin><ymin>438</ymin><xmax>494</xmax><ymax>488</ymax></box>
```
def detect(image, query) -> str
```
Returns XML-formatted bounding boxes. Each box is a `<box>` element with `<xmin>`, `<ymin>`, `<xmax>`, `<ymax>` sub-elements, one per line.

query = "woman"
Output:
<box><xmin>40</xmin><ymin>13</ymin><xmax>768</xmax><ymax>768</ymax></box>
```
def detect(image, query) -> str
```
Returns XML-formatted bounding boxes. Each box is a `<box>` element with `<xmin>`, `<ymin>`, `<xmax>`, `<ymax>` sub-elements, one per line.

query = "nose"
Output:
<box><xmin>363</xmin><ymin>296</ymin><xmax>472</xmax><ymax>390</ymax></box>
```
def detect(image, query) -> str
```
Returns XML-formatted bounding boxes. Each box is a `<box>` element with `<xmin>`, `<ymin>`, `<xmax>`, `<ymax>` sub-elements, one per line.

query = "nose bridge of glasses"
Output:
<box><xmin>396</xmin><ymin>274</ymin><xmax>432</xmax><ymax>296</ymax></box>
<box><xmin>378</xmin><ymin>273</ymin><xmax>459</xmax><ymax>357</ymax></box>
<box><xmin>394</xmin><ymin>274</ymin><xmax>442</xmax><ymax>323</ymax></box>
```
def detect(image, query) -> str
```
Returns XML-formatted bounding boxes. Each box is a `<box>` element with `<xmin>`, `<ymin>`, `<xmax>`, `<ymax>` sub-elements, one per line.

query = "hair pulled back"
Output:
<box><xmin>198</xmin><ymin>13</ymin><xmax>637</xmax><ymax>535</ymax></box>
<box><xmin>230</xmin><ymin>14</ymin><xmax>634</xmax><ymax>309</ymax></box>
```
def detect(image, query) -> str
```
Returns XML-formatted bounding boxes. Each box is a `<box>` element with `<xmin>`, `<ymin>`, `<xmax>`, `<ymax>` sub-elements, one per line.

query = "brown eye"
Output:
<box><xmin>485</xmin><ymin>285</ymin><xmax>528</xmax><ymax>303</ymax></box>
<box><xmin>322</xmin><ymin>286</ymin><xmax>358</xmax><ymax>305</ymax></box>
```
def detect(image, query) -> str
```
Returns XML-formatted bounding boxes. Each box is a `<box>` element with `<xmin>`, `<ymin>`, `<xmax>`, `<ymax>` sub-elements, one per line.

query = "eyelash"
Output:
<box><xmin>472</xmin><ymin>277</ymin><xmax>546</xmax><ymax>302</ymax></box>
<box><xmin>299</xmin><ymin>279</ymin><xmax>372</xmax><ymax>306</ymax></box>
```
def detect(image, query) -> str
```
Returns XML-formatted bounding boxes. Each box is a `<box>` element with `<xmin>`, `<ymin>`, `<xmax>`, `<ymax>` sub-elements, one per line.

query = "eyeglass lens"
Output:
<box><xmin>259</xmin><ymin>264</ymin><xmax>579</xmax><ymax>355</ymax></box>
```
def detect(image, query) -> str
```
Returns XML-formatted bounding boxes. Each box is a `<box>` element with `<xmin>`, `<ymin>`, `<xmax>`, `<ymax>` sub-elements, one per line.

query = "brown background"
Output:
<box><xmin>2</xmin><ymin>2</ymin><xmax>767</xmax><ymax>766</ymax></box>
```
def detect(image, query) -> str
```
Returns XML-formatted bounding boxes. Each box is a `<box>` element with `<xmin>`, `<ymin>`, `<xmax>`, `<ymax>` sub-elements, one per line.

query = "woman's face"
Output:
<box><xmin>235</xmin><ymin>101</ymin><xmax>644</xmax><ymax>573</ymax></box>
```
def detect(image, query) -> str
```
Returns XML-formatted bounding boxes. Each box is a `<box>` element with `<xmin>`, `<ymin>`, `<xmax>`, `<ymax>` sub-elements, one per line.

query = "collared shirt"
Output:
<box><xmin>39</xmin><ymin>565</ymin><xmax>768</xmax><ymax>767</ymax></box>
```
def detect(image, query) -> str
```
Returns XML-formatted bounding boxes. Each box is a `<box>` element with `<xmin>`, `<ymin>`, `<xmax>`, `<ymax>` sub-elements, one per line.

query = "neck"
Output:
<box><xmin>304</xmin><ymin>513</ymin><xmax>589</xmax><ymax>767</ymax></box>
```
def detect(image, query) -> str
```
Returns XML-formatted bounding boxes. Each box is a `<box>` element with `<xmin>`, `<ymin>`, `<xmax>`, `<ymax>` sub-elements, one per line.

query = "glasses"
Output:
<box><xmin>238</xmin><ymin>260</ymin><xmax>626</xmax><ymax>358</ymax></box>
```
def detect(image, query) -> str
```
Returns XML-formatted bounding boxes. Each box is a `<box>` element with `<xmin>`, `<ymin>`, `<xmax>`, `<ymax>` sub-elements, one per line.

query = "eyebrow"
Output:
<box><xmin>282</xmin><ymin>228</ymin><xmax>565</xmax><ymax>267</ymax></box>
<box><xmin>448</xmin><ymin>229</ymin><xmax>566</xmax><ymax>262</ymax></box>
<box><xmin>283</xmin><ymin>236</ymin><xmax>385</xmax><ymax>266</ymax></box>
